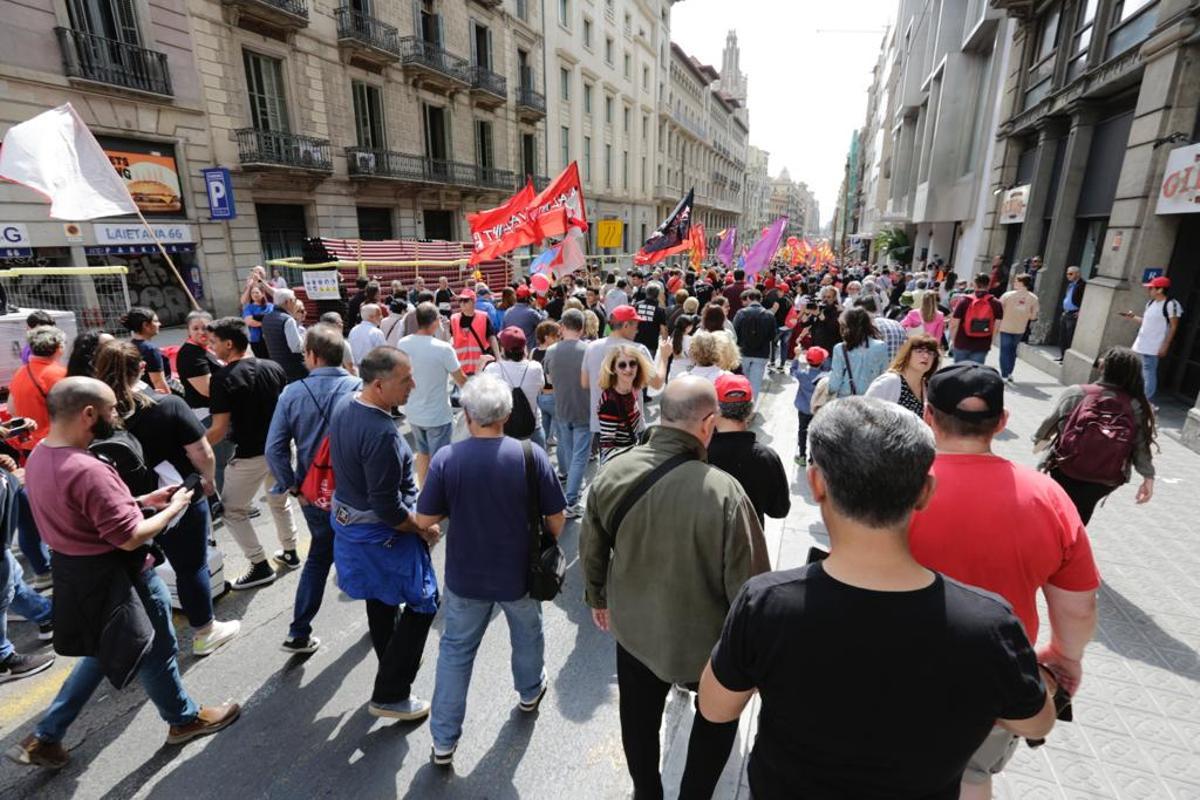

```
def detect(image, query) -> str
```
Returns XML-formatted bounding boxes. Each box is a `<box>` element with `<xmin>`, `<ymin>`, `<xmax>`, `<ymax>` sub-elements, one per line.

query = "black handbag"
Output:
<box><xmin>523</xmin><ymin>441</ymin><xmax>566</xmax><ymax>601</ymax></box>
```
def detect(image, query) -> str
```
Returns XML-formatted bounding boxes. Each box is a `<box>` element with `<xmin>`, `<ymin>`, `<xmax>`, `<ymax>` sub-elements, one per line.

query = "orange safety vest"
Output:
<box><xmin>451</xmin><ymin>312</ymin><xmax>490</xmax><ymax>374</ymax></box>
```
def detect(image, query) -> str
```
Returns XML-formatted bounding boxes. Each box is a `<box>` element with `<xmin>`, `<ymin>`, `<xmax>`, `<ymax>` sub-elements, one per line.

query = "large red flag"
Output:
<box><xmin>467</xmin><ymin>181</ymin><xmax>538</xmax><ymax>265</ymax></box>
<box><xmin>527</xmin><ymin>163</ymin><xmax>588</xmax><ymax>240</ymax></box>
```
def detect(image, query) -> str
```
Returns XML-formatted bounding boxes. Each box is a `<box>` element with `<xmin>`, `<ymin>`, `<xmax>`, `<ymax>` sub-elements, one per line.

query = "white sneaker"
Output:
<box><xmin>193</xmin><ymin>619</ymin><xmax>240</xmax><ymax>657</ymax></box>
<box><xmin>565</xmin><ymin>504</ymin><xmax>583</xmax><ymax>520</ymax></box>
<box><xmin>368</xmin><ymin>696</ymin><xmax>431</xmax><ymax>721</ymax></box>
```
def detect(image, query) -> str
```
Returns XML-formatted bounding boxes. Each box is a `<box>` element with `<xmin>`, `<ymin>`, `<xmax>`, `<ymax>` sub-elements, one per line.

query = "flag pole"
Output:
<box><xmin>133</xmin><ymin>208</ymin><xmax>201</xmax><ymax>311</ymax></box>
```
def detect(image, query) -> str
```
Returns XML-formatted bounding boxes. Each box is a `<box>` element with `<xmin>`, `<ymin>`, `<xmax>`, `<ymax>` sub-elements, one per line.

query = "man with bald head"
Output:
<box><xmin>8</xmin><ymin>378</ymin><xmax>239</xmax><ymax>769</ymax></box>
<box><xmin>581</xmin><ymin>375</ymin><xmax>769</xmax><ymax>800</ymax></box>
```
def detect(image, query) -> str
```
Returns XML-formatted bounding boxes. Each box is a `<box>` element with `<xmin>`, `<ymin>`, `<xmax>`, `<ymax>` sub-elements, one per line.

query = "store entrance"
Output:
<box><xmin>1163</xmin><ymin>215</ymin><xmax>1200</xmax><ymax>400</ymax></box>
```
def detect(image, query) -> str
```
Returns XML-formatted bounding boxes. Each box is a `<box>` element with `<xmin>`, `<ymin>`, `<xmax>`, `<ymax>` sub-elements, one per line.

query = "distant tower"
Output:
<box><xmin>720</xmin><ymin>30</ymin><xmax>747</xmax><ymax>104</ymax></box>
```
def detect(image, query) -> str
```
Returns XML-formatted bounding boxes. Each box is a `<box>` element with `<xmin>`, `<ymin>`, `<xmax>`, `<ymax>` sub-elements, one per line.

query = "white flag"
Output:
<box><xmin>0</xmin><ymin>103</ymin><xmax>138</xmax><ymax>220</ymax></box>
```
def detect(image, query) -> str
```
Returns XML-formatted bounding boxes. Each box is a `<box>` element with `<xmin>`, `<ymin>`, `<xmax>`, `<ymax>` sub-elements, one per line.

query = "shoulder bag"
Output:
<box><xmin>605</xmin><ymin>451</ymin><xmax>693</xmax><ymax>537</ymax></box>
<box><xmin>523</xmin><ymin>440</ymin><xmax>566</xmax><ymax>601</ymax></box>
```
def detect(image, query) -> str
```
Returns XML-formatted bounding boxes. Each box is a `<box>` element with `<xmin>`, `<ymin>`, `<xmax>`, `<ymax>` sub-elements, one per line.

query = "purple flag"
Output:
<box><xmin>742</xmin><ymin>216</ymin><xmax>788</xmax><ymax>276</ymax></box>
<box><xmin>716</xmin><ymin>227</ymin><xmax>737</xmax><ymax>267</ymax></box>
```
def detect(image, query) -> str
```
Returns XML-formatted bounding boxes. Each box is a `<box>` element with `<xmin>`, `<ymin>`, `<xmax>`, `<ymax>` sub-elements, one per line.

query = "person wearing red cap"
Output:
<box><xmin>483</xmin><ymin>326</ymin><xmax>547</xmax><ymax>448</ymax></box>
<box><xmin>503</xmin><ymin>285</ymin><xmax>545</xmax><ymax>349</ymax></box>
<box><xmin>707</xmin><ymin>375</ymin><xmax>790</xmax><ymax>528</ymax></box>
<box><xmin>789</xmin><ymin>347</ymin><xmax>827</xmax><ymax>465</ymax></box>
<box><xmin>450</xmin><ymin>290</ymin><xmax>499</xmax><ymax>377</ymax></box>
<box><xmin>1120</xmin><ymin>275</ymin><xmax>1183</xmax><ymax>403</ymax></box>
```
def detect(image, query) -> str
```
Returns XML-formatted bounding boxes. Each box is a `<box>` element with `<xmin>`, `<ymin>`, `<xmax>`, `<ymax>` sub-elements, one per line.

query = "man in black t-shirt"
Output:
<box><xmin>706</xmin><ymin>375</ymin><xmax>790</xmax><ymax>529</ymax></box>
<box><xmin>698</xmin><ymin>397</ymin><xmax>1056</xmax><ymax>800</ymax></box>
<box><xmin>205</xmin><ymin>317</ymin><xmax>299</xmax><ymax>591</ymax></box>
<box><xmin>633</xmin><ymin>284</ymin><xmax>667</xmax><ymax>356</ymax></box>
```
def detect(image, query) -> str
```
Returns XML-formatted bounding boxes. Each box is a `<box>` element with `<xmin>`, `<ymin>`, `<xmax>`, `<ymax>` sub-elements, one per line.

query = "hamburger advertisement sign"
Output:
<box><xmin>97</xmin><ymin>136</ymin><xmax>184</xmax><ymax>216</ymax></box>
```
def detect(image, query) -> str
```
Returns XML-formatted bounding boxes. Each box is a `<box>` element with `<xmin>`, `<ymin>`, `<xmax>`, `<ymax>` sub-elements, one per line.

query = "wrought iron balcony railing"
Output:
<box><xmin>335</xmin><ymin>6</ymin><xmax>400</xmax><ymax>56</ymax></box>
<box><xmin>399</xmin><ymin>38</ymin><xmax>471</xmax><ymax>84</ymax></box>
<box><xmin>56</xmin><ymin>27</ymin><xmax>172</xmax><ymax>96</ymax></box>
<box><xmin>516</xmin><ymin>85</ymin><xmax>546</xmax><ymax>114</ymax></box>
<box><xmin>470</xmin><ymin>65</ymin><xmax>507</xmax><ymax>99</ymax></box>
<box><xmin>237</xmin><ymin>129</ymin><xmax>333</xmax><ymax>171</ymax></box>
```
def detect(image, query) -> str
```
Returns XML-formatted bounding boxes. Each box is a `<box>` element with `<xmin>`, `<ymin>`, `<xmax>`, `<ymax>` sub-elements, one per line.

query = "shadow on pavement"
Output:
<box><xmin>1097</xmin><ymin>580</ymin><xmax>1200</xmax><ymax>680</ymax></box>
<box><xmin>403</xmin><ymin>711</ymin><xmax>534</xmax><ymax>799</ymax></box>
<box><xmin>551</xmin><ymin>517</ymin><xmax>615</xmax><ymax>724</ymax></box>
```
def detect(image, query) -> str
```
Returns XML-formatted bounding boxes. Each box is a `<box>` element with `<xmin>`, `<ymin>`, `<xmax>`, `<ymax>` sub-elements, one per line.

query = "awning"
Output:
<box><xmin>85</xmin><ymin>243</ymin><xmax>196</xmax><ymax>256</ymax></box>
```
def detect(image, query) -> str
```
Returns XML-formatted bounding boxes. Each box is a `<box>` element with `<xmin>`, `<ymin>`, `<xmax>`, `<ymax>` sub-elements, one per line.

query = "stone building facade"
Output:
<box><xmin>980</xmin><ymin>0</ymin><xmax>1200</xmax><ymax>447</ymax></box>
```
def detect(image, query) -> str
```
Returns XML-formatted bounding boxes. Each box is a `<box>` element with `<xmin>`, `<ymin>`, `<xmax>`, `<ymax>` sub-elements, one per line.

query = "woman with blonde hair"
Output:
<box><xmin>901</xmin><ymin>291</ymin><xmax>946</xmax><ymax>344</ymax></box>
<box><xmin>582</xmin><ymin>309</ymin><xmax>600</xmax><ymax>340</ymax></box>
<box><xmin>596</xmin><ymin>345</ymin><xmax>652</xmax><ymax>463</ymax></box>
<box><xmin>864</xmin><ymin>334</ymin><xmax>940</xmax><ymax>416</ymax></box>
<box><xmin>687</xmin><ymin>330</ymin><xmax>736</xmax><ymax>382</ymax></box>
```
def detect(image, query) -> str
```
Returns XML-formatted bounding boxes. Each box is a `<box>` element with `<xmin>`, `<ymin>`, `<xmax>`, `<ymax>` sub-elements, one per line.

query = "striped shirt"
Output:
<box><xmin>597</xmin><ymin>388</ymin><xmax>642</xmax><ymax>464</ymax></box>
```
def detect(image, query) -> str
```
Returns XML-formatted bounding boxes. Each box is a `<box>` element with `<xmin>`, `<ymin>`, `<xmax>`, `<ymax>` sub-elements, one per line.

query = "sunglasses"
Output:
<box><xmin>616</xmin><ymin>361</ymin><xmax>638</xmax><ymax>371</ymax></box>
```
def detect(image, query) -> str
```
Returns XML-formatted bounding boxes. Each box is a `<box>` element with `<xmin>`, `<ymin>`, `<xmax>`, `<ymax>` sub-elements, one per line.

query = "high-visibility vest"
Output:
<box><xmin>451</xmin><ymin>312</ymin><xmax>490</xmax><ymax>374</ymax></box>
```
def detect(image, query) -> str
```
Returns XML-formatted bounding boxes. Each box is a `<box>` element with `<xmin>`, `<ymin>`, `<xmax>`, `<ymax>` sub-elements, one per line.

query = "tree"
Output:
<box><xmin>874</xmin><ymin>227</ymin><xmax>913</xmax><ymax>266</ymax></box>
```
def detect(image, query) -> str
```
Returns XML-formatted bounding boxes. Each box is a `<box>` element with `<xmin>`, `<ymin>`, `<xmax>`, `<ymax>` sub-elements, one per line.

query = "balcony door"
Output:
<box><xmin>522</xmin><ymin>133</ymin><xmax>537</xmax><ymax>181</ymax></box>
<box><xmin>416</xmin><ymin>0</ymin><xmax>442</xmax><ymax>47</ymax></box>
<box><xmin>475</xmin><ymin>120</ymin><xmax>494</xmax><ymax>184</ymax></box>
<box><xmin>67</xmin><ymin>0</ymin><xmax>140</xmax><ymax>43</ymax></box>
<box><xmin>517</xmin><ymin>48</ymin><xmax>532</xmax><ymax>91</ymax></box>
<box><xmin>352</xmin><ymin>82</ymin><xmax>385</xmax><ymax>149</ymax></box>
<box><xmin>66</xmin><ymin>0</ymin><xmax>154</xmax><ymax>87</ymax></box>
<box><xmin>424</xmin><ymin>103</ymin><xmax>450</xmax><ymax>180</ymax></box>
<box><xmin>471</xmin><ymin>21</ymin><xmax>492</xmax><ymax>69</ymax></box>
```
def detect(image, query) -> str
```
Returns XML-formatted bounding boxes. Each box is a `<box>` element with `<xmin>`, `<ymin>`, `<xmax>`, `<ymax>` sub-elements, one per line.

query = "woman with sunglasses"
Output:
<box><xmin>596</xmin><ymin>346</ymin><xmax>652</xmax><ymax>464</ymax></box>
<box><xmin>864</xmin><ymin>334</ymin><xmax>941</xmax><ymax>416</ymax></box>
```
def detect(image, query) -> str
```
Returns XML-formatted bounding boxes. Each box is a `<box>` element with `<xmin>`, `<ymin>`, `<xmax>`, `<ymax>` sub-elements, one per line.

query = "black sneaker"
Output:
<box><xmin>280</xmin><ymin>635</ymin><xmax>321</xmax><ymax>655</ymax></box>
<box><xmin>37</xmin><ymin>622</ymin><xmax>53</xmax><ymax>642</ymax></box>
<box><xmin>0</xmin><ymin>651</ymin><xmax>55</xmax><ymax>683</ymax></box>
<box><xmin>231</xmin><ymin>560</ymin><xmax>276</xmax><ymax>590</ymax></box>
<box><xmin>273</xmin><ymin>550</ymin><xmax>301</xmax><ymax>570</ymax></box>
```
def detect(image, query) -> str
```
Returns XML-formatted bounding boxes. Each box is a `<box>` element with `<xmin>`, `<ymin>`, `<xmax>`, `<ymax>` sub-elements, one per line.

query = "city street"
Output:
<box><xmin>2</xmin><ymin>347</ymin><xmax>1199</xmax><ymax>799</ymax></box>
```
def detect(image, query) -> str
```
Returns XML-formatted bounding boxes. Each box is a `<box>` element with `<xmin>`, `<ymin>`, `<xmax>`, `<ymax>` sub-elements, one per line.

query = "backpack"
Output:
<box><xmin>298</xmin><ymin>380</ymin><xmax>337</xmax><ymax>510</ymax></box>
<box><xmin>90</xmin><ymin>429</ymin><xmax>158</xmax><ymax>496</ymax></box>
<box><xmin>1051</xmin><ymin>385</ymin><xmax>1137</xmax><ymax>488</ymax></box>
<box><xmin>501</xmin><ymin>364</ymin><xmax>537</xmax><ymax>439</ymax></box>
<box><xmin>962</xmin><ymin>295</ymin><xmax>996</xmax><ymax>338</ymax></box>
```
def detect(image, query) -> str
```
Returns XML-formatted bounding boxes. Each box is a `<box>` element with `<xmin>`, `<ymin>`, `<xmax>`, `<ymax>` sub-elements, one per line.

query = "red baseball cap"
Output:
<box><xmin>498</xmin><ymin>326</ymin><xmax>527</xmax><ymax>350</ymax></box>
<box><xmin>714</xmin><ymin>373</ymin><xmax>753</xmax><ymax>403</ymax></box>
<box><xmin>458</xmin><ymin>289</ymin><xmax>476</xmax><ymax>301</ymax></box>
<box><xmin>806</xmin><ymin>346</ymin><xmax>829</xmax><ymax>367</ymax></box>
<box><xmin>610</xmin><ymin>304</ymin><xmax>639</xmax><ymax>324</ymax></box>
<box><xmin>516</xmin><ymin>285</ymin><xmax>532</xmax><ymax>299</ymax></box>
<box><xmin>1144</xmin><ymin>276</ymin><xmax>1171</xmax><ymax>289</ymax></box>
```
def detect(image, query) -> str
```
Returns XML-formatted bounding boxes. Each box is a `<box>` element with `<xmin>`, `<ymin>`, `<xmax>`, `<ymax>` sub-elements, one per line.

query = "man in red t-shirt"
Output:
<box><xmin>910</xmin><ymin>364</ymin><xmax>1099</xmax><ymax>800</ymax></box>
<box><xmin>949</xmin><ymin>273</ymin><xmax>1004</xmax><ymax>365</ymax></box>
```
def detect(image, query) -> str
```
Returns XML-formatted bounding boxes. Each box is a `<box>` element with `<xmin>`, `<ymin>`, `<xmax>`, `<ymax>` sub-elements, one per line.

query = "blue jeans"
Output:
<box><xmin>529</xmin><ymin>425</ymin><xmax>546</xmax><ymax>450</ymax></box>
<box><xmin>772</xmin><ymin>327</ymin><xmax>791</xmax><ymax>367</ymax></box>
<box><xmin>742</xmin><ymin>356</ymin><xmax>769</xmax><ymax>402</ymax></box>
<box><xmin>288</xmin><ymin>503</ymin><xmax>336</xmax><ymax>640</ymax></box>
<box><xmin>36</xmin><ymin>569</ymin><xmax>199</xmax><ymax>743</ymax></box>
<box><xmin>16</xmin><ymin>488</ymin><xmax>49</xmax><ymax>577</ymax></box>
<box><xmin>953</xmin><ymin>348</ymin><xmax>988</xmax><ymax>365</ymax></box>
<box><xmin>998</xmin><ymin>332</ymin><xmax>1021</xmax><ymax>378</ymax></box>
<box><xmin>537</xmin><ymin>393</ymin><xmax>556</xmax><ymax>442</ymax></box>
<box><xmin>0</xmin><ymin>549</ymin><xmax>53</xmax><ymax>660</ymax></box>
<box><xmin>1140</xmin><ymin>353</ymin><xmax>1159</xmax><ymax>402</ymax></box>
<box><xmin>430</xmin><ymin>587</ymin><xmax>545</xmax><ymax>750</ymax></box>
<box><xmin>156</xmin><ymin>500</ymin><xmax>213</xmax><ymax>629</ymax></box>
<box><xmin>556</xmin><ymin>419</ymin><xmax>592</xmax><ymax>505</ymax></box>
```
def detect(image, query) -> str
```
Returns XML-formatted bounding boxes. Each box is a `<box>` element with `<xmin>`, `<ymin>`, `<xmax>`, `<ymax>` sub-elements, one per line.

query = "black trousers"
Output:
<box><xmin>1049</xmin><ymin>469</ymin><xmax>1113</xmax><ymax>525</ymax></box>
<box><xmin>365</xmin><ymin>599</ymin><xmax>436</xmax><ymax>704</ymax></box>
<box><xmin>616</xmin><ymin>643</ymin><xmax>739</xmax><ymax>800</ymax></box>
<box><xmin>797</xmin><ymin>411</ymin><xmax>813</xmax><ymax>459</ymax></box>
<box><xmin>1059</xmin><ymin>312</ymin><xmax>1079</xmax><ymax>359</ymax></box>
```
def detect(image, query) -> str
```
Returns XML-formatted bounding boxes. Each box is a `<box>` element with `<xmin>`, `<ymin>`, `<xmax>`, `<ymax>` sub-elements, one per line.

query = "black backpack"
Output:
<box><xmin>501</xmin><ymin>364</ymin><xmax>537</xmax><ymax>439</ymax></box>
<box><xmin>90</xmin><ymin>429</ymin><xmax>158</xmax><ymax>496</ymax></box>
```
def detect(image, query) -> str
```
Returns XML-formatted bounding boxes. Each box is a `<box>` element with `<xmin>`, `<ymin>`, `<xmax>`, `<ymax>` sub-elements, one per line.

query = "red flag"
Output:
<box><xmin>467</xmin><ymin>181</ymin><xmax>538</xmax><ymax>265</ymax></box>
<box><xmin>527</xmin><ymin>163</ymin><xmax>588</xmax><ymax>240</ymax></box>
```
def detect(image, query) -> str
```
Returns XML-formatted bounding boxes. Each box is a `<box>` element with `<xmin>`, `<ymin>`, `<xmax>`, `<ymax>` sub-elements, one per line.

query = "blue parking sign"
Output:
<box><xmin>202</xmin><ymin>167</ymin><xmax>237</xmax><ymax>220</ymax></box>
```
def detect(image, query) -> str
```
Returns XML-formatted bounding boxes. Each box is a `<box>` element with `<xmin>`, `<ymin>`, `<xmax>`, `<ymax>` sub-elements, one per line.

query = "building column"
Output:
<box><xmin>1029</xmin><ymin>104</ymin><xmax>1099</xmax><ymax>345</ymax></box>
<box><xmin>1014</xmin><ymin>117</ymin><xmax>1069</xmax><ymax>266</ymax></box>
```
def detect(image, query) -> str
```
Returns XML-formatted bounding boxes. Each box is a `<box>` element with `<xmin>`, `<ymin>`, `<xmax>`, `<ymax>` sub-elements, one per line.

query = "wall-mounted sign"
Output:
<box><xmin>63</xmin><ymin>222</ymin><xmax>84</xmax><ymax>243</ymax></box>
<box><xmin>94</xmin><ymin>223</ymin><xmax>193</xmax><ymax>246</ymax></box>
<box><xmin>999</xmin><ymin>185</ymin><xmax>1030</xmax><ymax>225</ymax></box>
<box><xmin>597</xmin><ymin>218</ymin><xmax>624</xmax><ymax>249</ymax></box>
<box><xmin>1</xmin><ymin>223</ymin><xmax>32</xmax><ymax>258</ymax></box>
<box><xmin>1155</xmin><ymin>143</ymin><xmax>1200</xmax><ymax>215</ymax></box>
<box><xmin>202</xmin><ymin>167</ymin><xmax>237</xmax><ymax>220</ymax></box>
<box><xmin>96</xmin><ymin>136</ymin><xmax>185</xmax><ymax>217</ymax></box>
<box><xmin>1142</xmin><ymin>267</ymin><xmax>1164</xmax><ymax>284</ymax></box>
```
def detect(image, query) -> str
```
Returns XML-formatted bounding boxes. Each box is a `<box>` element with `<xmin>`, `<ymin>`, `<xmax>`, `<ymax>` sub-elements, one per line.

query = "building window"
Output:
<box><xmin>244</xmin><ymin>51</ymin><xmax>289</xmax><ymax>132</ymax></box>
<box><xmin>351</xmin><ymin>81</ymin><xmax>385</xmax><ymax>148</ymax></box>
<box><xmin>623</xmin><ymin>12</ymin><xmax>631</xmax><ymax>34</ymax></box>
<box><xmin>584</xmin><ymin>135</ymin><xmax>592</xmax><ymax>182</ymax></box>
<box><xmin>605</xmin><ymin>95</ymin><xmax>613</xmax><ymax>125</ymax></box>
<box><xmin>642</xmin><ymin>65</ymin><xmax>649</xmax><ymax>91</ymax></box>
<box><xmin>623</xmin><ymin>52</ymin><xmax>631</xmax><ymax>78</ymax></box>
<box><xmin>560</xmin><ymin>66</ymin><xmax>571</xmax><ymax>100</ymax></box>
<box><xmin>605</xmin><ymin>37</ymin><xmax>614</xmax><ymax>65</ymax></box>
<box><xmin>582</xmin><ymin>17</ymin><xmax>592</xmax><ymax>48</ymax></box>
<box><xmin>471</xmin><ymin>21</ymin><xmax>492</xmax><ymax>69</ymax></box>
<box><xmin>622</xmin><ymin>149</ymin><xmax>628</xmax><ymax>189</ymax></box>
<box><xmin>1067</xmin><ymin>0</ymin><xmax>1098</xmax><ymax>81</ymax></box>
<box><xmin>561</xmin><ymin>126</ymin><xmax>570</xmax><ymax>169</ymax></box>
<box><xmin>642</xmin><ymin>114</ymin><xmax>649</xmax><ymax>141</ymax></box>
<box><xmin>623</xmin><ymin>106</ymin><xmax>630</xmax><ymax>133</ymax></box>
<box><xmin>583</xmin><ymin>83</ymin><xmax>593</xmax><ymax>114</ymax></box>
<box><xmin>557</xmin><ymin>0</ymin><xmax>569</xmax><ymax>28</ymax></box>
<box><xmin>604</xmin><ymin>144</ymin><xmax>612</xmax><ymax>188</ymax></box>
<box><xmin>641</xmin><ymin>155</ymin><xmax>646</xmax><ymax>192</ymax></box>
<box><xmin>521</xmin><ymin>133</ymin><xmax>537</xmax><ymax>178</ymax></box>
<box><xmin>475</xmin><ymin>119</ymin><xmax>494</xmax><ymax>171</ymax></box>
<box><xmin>1107</xmin><ymin>0</ymin><xmax>1159</xmax><ymax>59</ymax></box>
<box><xmin>516</xmin><ymin>0</ymin><xmax>527</xmax><ymax>21</ymax></box>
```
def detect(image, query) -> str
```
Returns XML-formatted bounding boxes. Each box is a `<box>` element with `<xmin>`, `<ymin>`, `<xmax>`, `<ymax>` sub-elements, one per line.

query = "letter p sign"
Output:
<box><xmin>202</xmin><ymin>167</ymin><xmax>237</xmax><ymax>221</ymax></box>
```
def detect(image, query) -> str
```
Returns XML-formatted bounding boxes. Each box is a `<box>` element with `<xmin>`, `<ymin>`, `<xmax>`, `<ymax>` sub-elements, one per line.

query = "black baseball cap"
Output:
<box><xmin>926</xmin><ymin>364</ymin><xmax>1004</xmax><ymax>421</ymax></box>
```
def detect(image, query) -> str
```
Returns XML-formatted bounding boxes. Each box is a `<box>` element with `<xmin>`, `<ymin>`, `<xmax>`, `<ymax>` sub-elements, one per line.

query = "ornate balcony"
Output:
<box><xmin>470</xmin><ymin>65</ymin><xmax>507</xmax><ymax>108</ymax></box>
<box><xmin>516</xmin><ymin>84</ymin><xmax>546</xmax><ymax>122</ymax></box>
<box><xmin>237</xmin><ymin>129</ymin><xmax>332</xmax><ymax>173</ymax></box>
<box><xmin>335</xmin><ymin>6</ymin><xmax>400</xmax><ymax>68</ymax></box>
<box><xmin>55</xmin><ymin>28</ymin><xmax>172</xmax><ymax>97</ymax></box>
<box><xmin>399</xmin><ymin>38</ymin><xmax>471</xmax><ymax>92</ymax></box>
<box><xmin>220</xmin><ymin>0</ymin><xmax>308</xmax><ymax>34</ymax></box>
<box><xmin>346</xmin><ymin>147</ymin><xmax>514</xmax><ymax>192</ymax></box>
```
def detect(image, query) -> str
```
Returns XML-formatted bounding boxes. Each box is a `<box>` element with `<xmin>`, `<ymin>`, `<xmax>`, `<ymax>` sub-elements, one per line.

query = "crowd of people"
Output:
<box><xmin>0</xmin><ymin>251</ymin><xmax>1176</xmax><ymax>798</ymax></box>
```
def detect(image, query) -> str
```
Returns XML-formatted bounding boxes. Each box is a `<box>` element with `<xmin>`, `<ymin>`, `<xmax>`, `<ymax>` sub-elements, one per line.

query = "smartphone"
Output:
<box><xmin>171</xmin><ymin>473</ymin><xmax>203</xmax><ymax>497</ymax></box>
<box><xmin>4</xmin><ymin>417</ymin><xmax>33</xmax><ymax>435</ymax></box>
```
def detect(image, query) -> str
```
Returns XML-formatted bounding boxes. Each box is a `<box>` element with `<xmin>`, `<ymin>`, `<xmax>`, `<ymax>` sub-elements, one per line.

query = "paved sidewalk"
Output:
<box><xmin>662</xmin><ymin>352</ymin><xmax>1200</xmax><ymax>799</ymax></box>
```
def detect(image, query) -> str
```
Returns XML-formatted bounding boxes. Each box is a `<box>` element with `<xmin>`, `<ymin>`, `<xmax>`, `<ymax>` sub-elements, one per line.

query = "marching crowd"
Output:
<box><xmin>0</xmin><ymin>252</ymin><xmax>1178</xmax><ymax>798</ymax></box>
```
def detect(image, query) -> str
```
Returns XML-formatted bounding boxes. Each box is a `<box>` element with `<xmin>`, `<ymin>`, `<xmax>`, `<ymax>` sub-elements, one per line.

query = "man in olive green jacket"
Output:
<box><xmin>581</xmin><ymin>375</ymin><xmax>770</xmax><ymax>800</ymax></box>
